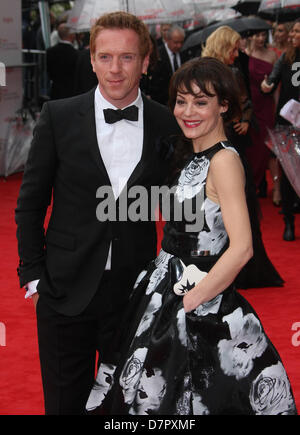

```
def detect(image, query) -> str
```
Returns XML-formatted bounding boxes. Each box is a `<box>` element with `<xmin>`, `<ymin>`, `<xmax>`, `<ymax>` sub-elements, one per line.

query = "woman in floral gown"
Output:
<box><xmin>86</xmin><ymin>58</ymin><xmax>297</xmax><ymax>415</ymax></box>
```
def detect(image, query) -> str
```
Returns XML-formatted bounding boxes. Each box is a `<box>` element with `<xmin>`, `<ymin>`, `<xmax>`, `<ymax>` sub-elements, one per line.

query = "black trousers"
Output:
<box><xmin>36</xmin><ymin>272</ymin><xmax>118</xmax><ymax>415</ymax></box>
<box><xmin>281</xmin><ymin>171</ymin><xmax>297</xmax><ymax>218</ymax></box>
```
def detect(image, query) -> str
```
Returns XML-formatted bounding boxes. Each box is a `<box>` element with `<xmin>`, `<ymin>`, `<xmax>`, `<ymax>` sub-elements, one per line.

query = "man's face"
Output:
<box><xmin>91</xmin><ymin>28</ymin><xmax>149</xmax><ymax>108</ymax></box>
<box><xmin>161</xmin><ymin>24</ymin><xmax>171</xmax><ymax>41</ymax></box>
<box><xmin>167</xmin><ymin>30</ymin><xmax>184</xmax><ymax>53</ymax></box>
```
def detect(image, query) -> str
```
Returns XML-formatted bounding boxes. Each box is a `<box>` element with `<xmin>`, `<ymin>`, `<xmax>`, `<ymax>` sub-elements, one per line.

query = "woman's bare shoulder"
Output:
<box><xmin>209</xmin><ymin>148</ymin><xmax>244</xmax><ymax>181</ymax></box>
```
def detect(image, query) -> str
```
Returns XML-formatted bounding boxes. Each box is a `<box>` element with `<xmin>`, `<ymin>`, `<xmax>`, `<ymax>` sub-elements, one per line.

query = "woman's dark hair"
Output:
<box><xmin>169</xmin><ymin>56</ymin><xmax>241</xmax><ymax>123</ymax></box>
<box><xmin>167</xmin><ymin>57</ymin><xmax>242</xmax><ymax>183</ymax></box>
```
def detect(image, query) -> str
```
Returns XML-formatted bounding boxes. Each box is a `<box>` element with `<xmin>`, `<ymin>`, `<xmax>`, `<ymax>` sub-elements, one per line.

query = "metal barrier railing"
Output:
<box><xmin>22</xmin><ymin>49</ymin><xmax>50</xmax><ymax>110</ymax></box>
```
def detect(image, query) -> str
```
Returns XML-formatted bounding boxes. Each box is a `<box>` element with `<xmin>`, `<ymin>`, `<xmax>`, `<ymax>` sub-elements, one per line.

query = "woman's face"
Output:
<box><xmin>227</xmin><ymin>41</ymin><xmax>239</xmax><ymax>65</ymax></box>
<box><xmin>291</xmin><ymin>22</ymin><xmax>300</xmax><ymax>49</ymax></box>
<box><xmin>252</xmin><ymin>31</ymin><xmax>267</xmax><ymax>49</ymax></box>
<box><xmin>274</xmin><ymin>24</ymin><xmax>288</xmax><ymax>45</ymax></box>
<box><xmin>173</xmin><ymin>82</ymin><xmax>227</xmax><ymax>150</ymax></box>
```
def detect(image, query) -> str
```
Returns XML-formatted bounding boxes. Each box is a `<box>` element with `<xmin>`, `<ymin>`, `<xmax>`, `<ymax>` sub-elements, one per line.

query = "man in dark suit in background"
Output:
<box><xmin>46</xmin><ymin>22</ymin><xmax>78</xmax><ymax>99</ymax></box>
<box><xmin>156</xmin><ymin>22</ymin><xmax>171</xmax><ymax>47</ymax></box>
<box><xmin>150</xmin><ymin>24</ymin><xmax>187</xmax><ymax>105</ymax></box>
<box><xmin>73</xmin><ymin>32</ymin><xmax>98</xmax><ymax>95</ymax></box>
<box><xmin>73</xmin><ymin>46</ymin><xmax>98</xmax><ymax>95</ymax></box>
<box><xmin>15</xmin><ymin>12</ymin><xmax>179</xmax><ymax>415</ymax></box>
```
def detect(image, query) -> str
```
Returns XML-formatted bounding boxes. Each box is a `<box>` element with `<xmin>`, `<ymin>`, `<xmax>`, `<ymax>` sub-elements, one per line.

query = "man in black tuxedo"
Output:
<box><xmin>16</xmin><ymin>12</ymin><xmax>179</xmax><ymax>415</ymax></box>
<box><xmin>46</xmin><ymin>22</ymin><xmax>78</xmax><ymax>99</ymax></box>
<box><xmin>150</xmin><ymin>25</ymin><xmax>187</xmax><ymax>105</ymax></box>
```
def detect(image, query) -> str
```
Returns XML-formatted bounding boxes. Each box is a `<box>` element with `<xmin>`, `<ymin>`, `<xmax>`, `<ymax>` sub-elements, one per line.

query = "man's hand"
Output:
<box><xmin>32</xmin><ymin>293</ymin><xmax>39</xmax><ymax>310</ymax></box>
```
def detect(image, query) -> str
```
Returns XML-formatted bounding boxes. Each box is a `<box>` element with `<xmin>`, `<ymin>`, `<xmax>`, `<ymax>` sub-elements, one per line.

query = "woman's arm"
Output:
<box><xmin>232</xmin><ymin>67</ymin><xmax>252</xmax><ymax>135</ymax></box>
<box><xmin>183</xmin><ymin>149</ymin><xmax>253</xmax><ymax>312</ymax></box>
<box><xmin>261</xmin><ymin>53</ymin><xmax>285</xmax><ymax>93</ymax></box>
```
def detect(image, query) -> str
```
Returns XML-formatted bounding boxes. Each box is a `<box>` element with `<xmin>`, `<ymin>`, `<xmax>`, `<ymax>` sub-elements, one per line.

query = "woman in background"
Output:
<box><xmin>245</xmin><ymin>30</ymin><xmax>280</xmax><ymax>205</ymax></box>
<box><xmin>201</xmin><ymin>26</ymin><xmax>284</xmax><ymax>289</ymax></box>
<box><xmin>271</xmin><ymin>22</ymin><xmax>293</xmax><ymax>58</ymax></box>
<box><xmin>202</xmin><ymin>26</ymin><xmax>252</xmax><ymax>157</ymax></box>
<box><xmin>261</xmin><ymin>18</ymin><xmax>300</xmax><ymax>241</ymax></box>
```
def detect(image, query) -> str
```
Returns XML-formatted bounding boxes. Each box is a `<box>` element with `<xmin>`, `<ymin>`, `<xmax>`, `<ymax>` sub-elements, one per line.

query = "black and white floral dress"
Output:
<box><xmin>86</xmin><ymin>142</ymin><xmax>297</xmax><ymax>415</ymax></box>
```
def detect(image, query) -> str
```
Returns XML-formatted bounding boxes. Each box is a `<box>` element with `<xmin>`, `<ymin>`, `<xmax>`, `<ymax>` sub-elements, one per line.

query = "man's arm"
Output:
<box><xmin>15</xmin><ymin>102</ymin><xmax>57</xmax><ymax>288</ymax></box>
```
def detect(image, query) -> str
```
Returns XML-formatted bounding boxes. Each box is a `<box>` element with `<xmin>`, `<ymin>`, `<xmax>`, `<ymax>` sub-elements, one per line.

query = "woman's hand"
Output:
<box><xmin>233</xmin><ymin>121</ymin><xmax>249</xmax><ymax>135</ymax></box>
<box><xmin>261</xmin><ymin>75</ymin><xmax>274</xmax><ymax>93</ymax></box>
<box><xmin>183</xmin><ymin>288</ymin><xmax>201</xmax><ymax>313</ymax></box>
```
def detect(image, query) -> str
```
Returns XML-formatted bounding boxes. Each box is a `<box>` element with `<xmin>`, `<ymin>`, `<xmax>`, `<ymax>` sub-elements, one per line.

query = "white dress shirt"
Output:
<box><xmin>94</xmin><ymin>86</ymin><xmax>144</xmax><ymax>269</ymax></box>
<box><xmin>25</xmin><ymin>87</ymin><xmax>144</xmax><ymax>297</ymax></box>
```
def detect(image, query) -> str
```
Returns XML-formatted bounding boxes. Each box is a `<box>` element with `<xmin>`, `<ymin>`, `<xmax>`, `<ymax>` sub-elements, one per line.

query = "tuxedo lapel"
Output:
<box><xmin>80</xmin><ymin>88</ymin><xmax>111</xmax><ymax>183</ymax></box>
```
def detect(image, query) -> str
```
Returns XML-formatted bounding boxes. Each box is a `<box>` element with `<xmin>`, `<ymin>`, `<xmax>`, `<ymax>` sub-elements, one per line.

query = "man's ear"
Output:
<box><xmin>220</xmin><ymin>100</ymin><xmax>229</xmax><ymax>115</ymax></box>
<box><xmin>142</xmin><ymin>53</ymin><xmax>150</xmax><ymax>75</ymax></box>
<box><xmin>90</xmin><ymin>53</ymin><xmax>96</xmax><ymax>73</ymax></box>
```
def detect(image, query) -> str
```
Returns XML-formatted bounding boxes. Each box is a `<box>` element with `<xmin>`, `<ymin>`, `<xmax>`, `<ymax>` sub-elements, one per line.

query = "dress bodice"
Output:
<box><xmin>161</xmin><ymin>141</ymin><xmax>238</xmax><ymax>258</ymax></box>
<box><xmin>248</xmin><ymin>56</ymin><xmax>274</xmax><ymax>122</ymax></box>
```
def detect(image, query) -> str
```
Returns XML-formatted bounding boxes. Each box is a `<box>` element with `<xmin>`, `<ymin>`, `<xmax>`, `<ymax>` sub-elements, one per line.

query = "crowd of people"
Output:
<box><xmin>16</xmin><ymin>10</ymin><xmax>299</xmax><ymax>415</ymax></box>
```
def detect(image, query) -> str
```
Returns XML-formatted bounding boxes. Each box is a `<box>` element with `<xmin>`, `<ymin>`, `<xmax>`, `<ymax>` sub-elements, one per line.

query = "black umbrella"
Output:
<box><xmin>232</xmin><ymin>0</ymin><xmax>261</xmax><ymax>15</ymax></box>
<box><xmin>182</xmin><ymin>16</ymin><xmax>272</xmax><ymax>51</ymax></box>
<box><xmin>258</xmin><ymin>7</ymin><xmax>300</xmax><ymax>21</ymax></box>
<box><xmin>258</xmin><ymin>0</ymin><xmax>300</xmax><ymax>22</ymax></box>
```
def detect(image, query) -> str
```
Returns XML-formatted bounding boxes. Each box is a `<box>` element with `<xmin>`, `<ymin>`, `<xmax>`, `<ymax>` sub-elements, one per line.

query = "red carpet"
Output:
<box><xmin>0</xmin><ymin>171</ymin><xmax>299</xmax><ymax>415</ymax></box>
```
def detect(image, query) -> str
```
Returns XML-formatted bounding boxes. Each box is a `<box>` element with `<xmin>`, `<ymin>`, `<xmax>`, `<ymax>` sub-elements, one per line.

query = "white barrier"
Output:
<box><xmin>0</xmin><ymin>0</ymin><xmax>28</xmax><ymax>177</ymax></box>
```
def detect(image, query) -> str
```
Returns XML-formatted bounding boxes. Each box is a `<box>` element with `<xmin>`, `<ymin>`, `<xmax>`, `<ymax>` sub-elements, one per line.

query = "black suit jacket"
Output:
<box><xmin>15</xmin><ymin>89</ymin><xmax>180</xmax><ymax>315</ymax></box>
<box><xmin>149</xmin><ymin>44</ymin><xmax>188</xmax><ymax>105</ymax></box>
<box><xmin>46</xmin><ymin>42</ymin><xmax>78</xmax><ymax>100</ymax></box>
<box><xmin>267</xmin><ymin>50</ymin><xmax>300</xmax><ymax>125</ymax></box>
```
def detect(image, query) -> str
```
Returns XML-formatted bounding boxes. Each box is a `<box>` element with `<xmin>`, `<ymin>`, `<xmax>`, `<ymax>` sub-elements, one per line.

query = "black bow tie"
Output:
<box><xmin>103</xmin><ymin>105</ymin><xmax>139</xmax><ymax>124</ymax></box>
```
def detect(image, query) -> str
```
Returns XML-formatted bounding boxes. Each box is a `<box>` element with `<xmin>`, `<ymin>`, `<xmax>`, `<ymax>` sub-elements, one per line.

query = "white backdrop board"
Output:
<box><xmin>0</xmin><ymin>0</ymin><xmax>22</xmax><ymax>67</ymax></box>
<box><xmin>0</xmin><ymin>0</ymin><xmax>27</xmax><ymax>176</ymax></box>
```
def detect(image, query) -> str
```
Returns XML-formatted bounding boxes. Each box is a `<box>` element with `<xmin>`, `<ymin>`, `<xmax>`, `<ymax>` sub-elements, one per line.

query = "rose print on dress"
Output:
<box><xmin>145</xmin><ymin>250</ymin><xmax>173</xmax><ymax>295</ymax></box>
<box><xmin>217</xmin><ymin>308</ymin><xmax>268</xmax><ymax>380</ymax></box>
<box><xmin>192</xmin><ymin>391</ymin><xmax>210</xmax><ymax>415</ymax></box>
<box><xmin>176</xmin><ymin>307</ymin><xmax>188</xmax><ymax>347</ymax></box>
<box><xmin>197</xmin><ymin>198</ymin><xmax>227</xmax><ymax>255</ymax></box>
<box><xmin>120</xmin><ymin>347</ymin><xmax>148</xmax><ymax>405</ymax></box>
<box><xmin>250</xmin><ymin>362</ymin><xmax>296</xmax><ymax>415</ymax></box>
<box><xmin>193</xmin><ymin>294</ymin><xmax>223</xmax><ymax>317</ymax></box>
<box><xmin>175</xmin><ymin>157</ymin><xmax>209</xmax><ymax>203</ymax></box>
<box><xmin>86</xmin><ymin>363</ymin><xmax>116</xmax><ymax>411</ymax></box>
<box><xmin>136</xmin><ymin>292</ymin><xmax>162</xmax><ymax>337</ymax></box>
<box><xmin>129</xmin><ymin>367</ymin><xmax>166</xmax><ymax>415</ymax></box>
